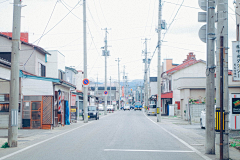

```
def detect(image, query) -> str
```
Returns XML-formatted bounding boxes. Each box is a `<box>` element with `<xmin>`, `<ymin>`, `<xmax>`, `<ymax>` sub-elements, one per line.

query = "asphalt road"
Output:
<box><xmin>0</xmin><ymin>110</ymin><xmax>208</xmax><ymax>160</ymax></box>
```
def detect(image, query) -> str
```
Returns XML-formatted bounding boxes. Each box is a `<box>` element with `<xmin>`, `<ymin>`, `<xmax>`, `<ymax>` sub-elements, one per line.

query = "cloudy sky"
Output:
<box><xmin>0</xmin><ymin>0</ymin><xmax>237</xmax><ymax>83</ymax></box>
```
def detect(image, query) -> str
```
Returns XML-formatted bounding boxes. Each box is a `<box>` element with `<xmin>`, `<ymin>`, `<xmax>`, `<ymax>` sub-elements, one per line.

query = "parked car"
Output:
<box><xmin>134</xmin><ymin>101</ymin><xmax>142</xmax><ymax>111</ymax></box>
<box><xmin>99</xmin><ymin>104</ymin><xmax>104</xmax><ymax>111</ymax></box>
<box><xmin>124</xmin><ymin>104</ymin><xmax>130</xmax><ymax>111</ymax></box>
<box><xmin>200</xmin><ymin>109</ymin><xmax>206</xmax><ymax>129</ymax></box>
<box><xmin>83</xmin><ymin>106</ymin><xmax>99</xmax><ymax>120</ymax></box>
<box><xmin>147</xmin><ymin>104</ymin><xmax>157</xmax><ymax>116</ymax></box>
<box><xmin>107</xmin><ymin>105</ymin><xmax>114</xmax><ymax>111</ymax></box>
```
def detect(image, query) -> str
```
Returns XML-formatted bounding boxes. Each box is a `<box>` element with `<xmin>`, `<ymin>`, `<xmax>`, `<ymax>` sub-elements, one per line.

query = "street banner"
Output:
<box><xmin>71</xmin><ymin>94</ymin><xmax>76</xmax><ymax>106</ymax></box>
<box><xmin>122</xmin><ymin>86</ymin><xmax>124</xmax><ymax>97</ymax></box>
<box><xmin>232</xmin><ymin>41</ymin><xmax>240</xmax><ymax>81</ymax></box>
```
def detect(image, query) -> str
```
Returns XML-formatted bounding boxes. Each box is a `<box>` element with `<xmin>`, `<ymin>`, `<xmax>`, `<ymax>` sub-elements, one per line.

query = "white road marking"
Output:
<box><xmin>104</xmin><ymin>149</ymin><xmax>194</xmax><ymax>153</ymax></box>
<box><xmin>142</xmin><ymin>111</ymin><xmax>211</xmax><ymax>160</ymax></box>
<box><xmin>191</xmin><ymin>144</ymin><xmax>204</xmax><ymax>146</ymax></box>
<box><xmin>0</xmin><ymin>112</ymin><xmax>113</xmax><ymax>160</ymax></box>
<box><xmin>0</xmin><ymin>122</ymin><xmax>92</xmax><ymax>160</ymax></box>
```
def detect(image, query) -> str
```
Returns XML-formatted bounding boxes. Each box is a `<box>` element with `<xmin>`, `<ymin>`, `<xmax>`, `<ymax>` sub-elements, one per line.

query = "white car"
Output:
<box><xmin>124</xmin><ymin>104</ymin><xmax>130</xmax><ymax>111</ymax></box>
<box><xmin>200</xmin><ymin>109</ymin><xmax>206</xmax><ymax>129</ymax></box>
<box><xmin>107</xmin><ymin>105</ymin><xmax>114</xmax><ymax>111</ymax></box>
<box><xmin>147</xmin><ymin>104</ymin><xmax>157</xmax><ymax>116</ymax></box>
<box><xmin>98</xmin><ymin>104</ymin><xmax>104</xmax><ymax>111</ymax></box>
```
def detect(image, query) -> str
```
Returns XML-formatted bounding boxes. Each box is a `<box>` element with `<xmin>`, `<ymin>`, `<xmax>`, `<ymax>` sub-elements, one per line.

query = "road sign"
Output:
<box><xmin>104</xmin><ymin>91</ymin><xmax>108</xmax><ymax>95</ymax></box>
<box><xmin>199</xmin><ymin>24</ymin><xmax>206</xmax><ymax>43</ymax></box>
<box><xmin>82</xmin><ymin>78</ymin><xmax>90</xmax><ymax>85</ymax></box>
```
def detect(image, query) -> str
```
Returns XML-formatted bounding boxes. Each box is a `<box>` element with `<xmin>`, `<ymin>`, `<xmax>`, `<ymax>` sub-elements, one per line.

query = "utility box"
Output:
<box><xmin>229</xmin><ymin>94</ymin><xmax>240</xmax><ymax>130</ymax></box>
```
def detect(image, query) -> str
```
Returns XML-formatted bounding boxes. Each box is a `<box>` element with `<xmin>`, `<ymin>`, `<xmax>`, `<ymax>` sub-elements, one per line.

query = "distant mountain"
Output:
<box><xmin>120</xmin><ymin>79</ymin><xmax>144</xmax><ymax>92</ymax></box>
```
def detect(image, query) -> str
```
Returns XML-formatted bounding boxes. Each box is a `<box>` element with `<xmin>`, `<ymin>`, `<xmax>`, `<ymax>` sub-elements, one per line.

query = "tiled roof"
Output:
<box><xmin>0</xmin><ymin>33</ymin><xmax>50</xmax><ymax>56</ymax></box>
<box><xmin>166</xmin><ymin>59</ymin><xmax>205</xmax><ymax>75</ymax></box>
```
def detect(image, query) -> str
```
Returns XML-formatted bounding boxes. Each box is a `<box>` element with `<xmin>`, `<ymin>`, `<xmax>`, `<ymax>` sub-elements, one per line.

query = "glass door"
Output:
<box><xmin>31</xmin><ymin>102</ymin><xmax>42</xmax><ymax>129</ymax></box>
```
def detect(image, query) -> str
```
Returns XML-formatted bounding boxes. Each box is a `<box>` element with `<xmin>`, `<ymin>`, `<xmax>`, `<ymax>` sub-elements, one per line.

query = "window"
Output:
<box><xmin>169</xmin><ymin>80</ymin><xmax>171</xmax><ymax>91</ymax></box>
<box><xmin>0</xmin><ymin>103</ymin><xmax>21</xmax><ymax>112</ymax></box>
<box><xmin>149</xmin><ymin>105</ymin><xmax>156</xmax><ymax>108</ymax></box>
<box><xmin>38</xmin><ymin>63</ymin><xmax>46</xmax><ymax>77</ymax></box>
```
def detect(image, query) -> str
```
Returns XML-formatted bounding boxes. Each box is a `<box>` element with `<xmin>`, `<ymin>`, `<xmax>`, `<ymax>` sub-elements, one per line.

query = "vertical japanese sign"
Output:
<box><xmin>71</xmin><ymin>94</ymin><xmax>76</xmax><ymax>106</ymax></box>
<box><xmin>122</xmin><ymin>86</ymin><xmax>124</xmax><ymax>97</ymax></box>
<box><xmin>232</xmin><ymin>41</ymin><xmax>240</xmax><ymax>81</ymax></box>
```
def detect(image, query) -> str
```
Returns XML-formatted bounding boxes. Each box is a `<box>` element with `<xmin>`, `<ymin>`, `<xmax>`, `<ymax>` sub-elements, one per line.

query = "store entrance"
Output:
<box><xmin>31</xmin><ymin>102</ymin><xmax>41</xmax><ymax>129</ymax></box>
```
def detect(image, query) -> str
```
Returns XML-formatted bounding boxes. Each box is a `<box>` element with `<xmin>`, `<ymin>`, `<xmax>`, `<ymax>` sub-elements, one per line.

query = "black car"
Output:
<box><xmin>83</xmin><ymin>106</ymin><xmax>99</xmax><ymax>120</ymax></box>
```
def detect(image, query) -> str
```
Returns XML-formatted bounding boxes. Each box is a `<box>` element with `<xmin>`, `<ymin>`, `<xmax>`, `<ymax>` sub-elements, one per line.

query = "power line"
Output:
<box><xmin>143</xmin><ymin>0</ymin><xmax>153</xmax><ymax>37</ymax></box>
<box><xmin>32</xmin><ymin>0</ymin><xmax>82</xmax><ymax>44</ymax></box>
<box><xmin>163</xmin><ymin>1</ymin><xmax>200</xmax><ymax>10</ymax></box>
<box><xmin>164</xmin><ymin>1</ymin><xmax>235</xmax><ymax>16</ymax></box>
<box><xmin>61</xmin><ymin>0</ymin><xmax>82</xmax><ymax>20</ymax></box>
<box><xmin>162</xmin><ymin>44</ymin><xmax>205</xmax><ymax>53</ymax></box>
<box><xmin>168</xmin><ymin>0</ymin><xmax>180</xmax><ymax>23</ymax></box>
<box><xmin>61</xmin><ymin>0</ymin><xmax>82</xmax><ymax>9</ymax></box>
<box><xmin>98</xmin><ymin>0</ymin><xmax>108</xmax><ymax>26</ymax></box>
<box><xmin>93</xmin><ymin>0</ymin><xmax>102</xmax><ymax>27</ymax></box>
<box><xmin>87</xmin><ymin>5</ymin><xmax>101</xmax><ymax>29</ymax></box>
<box><xmin>24</xmin><ymin>0</ymin><xmax>58</xmax><ymax>68</ymax></box>
<box><xmin>162</xmin><ymin>0</ymin><xmax>184</xmax><ymax>40</ymax></box>
<box><xmin>150</xmin><ymin>0</ymin><xmax>158</xmax><ymax>35</ymax></box>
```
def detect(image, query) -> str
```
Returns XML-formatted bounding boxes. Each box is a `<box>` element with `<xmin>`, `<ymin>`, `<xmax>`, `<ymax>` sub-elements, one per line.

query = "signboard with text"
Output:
<box><xmin>71</xmin><ymin>94</ymin><xmax>76</xmax><ymax>106</ymax></box>
<box><xmin>232</xmin><ymin>98</ymin><xmax>240</xmax><ymax>114</ymax></box>
<box><xmin>71</xmin><ymin>106</ymin><xmax>77</xmax><ymax>120</ymax></box>
<box><xmin>232</xmin><ymin>41</ymin><xmax>240</xmax><ymax>81</ymax></box>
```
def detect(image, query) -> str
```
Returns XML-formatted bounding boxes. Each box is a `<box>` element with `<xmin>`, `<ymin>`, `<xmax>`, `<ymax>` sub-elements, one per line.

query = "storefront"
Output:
<box><xmin>71</xmin><ymin>91</ymin><xmax>83</xmax><ymax>120</ymax></box>
<box><xmin>0</xmin><ymin>79</ymin><xmax>21</xmax><ymax>129</ymax></box>
<box><xmin>21</xmin><ymin>78</ymin><xmax>53</xmax><ymax>129</ymax></box>
<box><xmin>0</xmin><ymin>93</ymin><xmax>21</xmax><ymax>128</ymax></box>
<box><xmin>70</xmin><ymin>94</ymin><xmax>77</xmax><ymax>122</ymax></box>
<box><xmin>22</xmin><ymin>95</ymin><xmax>53</xmax><ymax>129</ymax></box>
<box><xmin>54</xmin><ymin>84</ymin><xmax>73</xmax><ymax>126</ymax></box>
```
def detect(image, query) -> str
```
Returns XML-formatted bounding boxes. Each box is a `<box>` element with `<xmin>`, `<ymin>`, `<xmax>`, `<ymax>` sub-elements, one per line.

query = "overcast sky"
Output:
<box><xmin>0</xmin><ymin>0</ymin><xmax>237</xmax><ymax>83</ymax></box>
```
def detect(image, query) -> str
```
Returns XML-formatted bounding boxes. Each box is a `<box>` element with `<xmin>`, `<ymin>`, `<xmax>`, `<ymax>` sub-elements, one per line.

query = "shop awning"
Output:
<box><xmin>161</xmin><ymin>91</ymin><xmax>173</xmax><ymax>99</ymax></box>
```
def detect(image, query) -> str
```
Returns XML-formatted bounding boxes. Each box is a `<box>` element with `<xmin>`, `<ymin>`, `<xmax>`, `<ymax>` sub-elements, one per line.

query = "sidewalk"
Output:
<box><xmin>145</xmin><ymin>113</ymin><xmax>240</xmax><ymax>160</ymax></box>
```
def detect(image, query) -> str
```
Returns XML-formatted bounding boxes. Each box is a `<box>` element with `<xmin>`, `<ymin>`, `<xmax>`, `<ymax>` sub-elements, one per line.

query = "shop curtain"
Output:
<box><xmin>65</xmin><ymin>101</ymin><xmax>70</xmax><ymax>125</ymax></box>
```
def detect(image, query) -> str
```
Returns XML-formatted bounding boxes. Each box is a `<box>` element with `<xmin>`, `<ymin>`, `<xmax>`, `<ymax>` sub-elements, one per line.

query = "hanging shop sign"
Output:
<box><xmin>232</xmin><ymin>41</ymin><xmax>240</xmax><ymax>81</ymax></box>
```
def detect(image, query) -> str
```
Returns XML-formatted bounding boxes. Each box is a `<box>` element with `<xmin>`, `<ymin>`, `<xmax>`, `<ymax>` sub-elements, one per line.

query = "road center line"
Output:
<box><xmin>142</xmin><ymin>111</ymin><xmax>211</xmax><ymax>160</ymax></box>
<box><xmin>104</xmin><ymin>149</ymin><xmax>194</xmax><ymax>153</ymax></box>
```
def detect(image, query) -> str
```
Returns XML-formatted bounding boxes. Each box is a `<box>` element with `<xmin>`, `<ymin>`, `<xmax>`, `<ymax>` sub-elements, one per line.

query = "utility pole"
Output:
<box><xmin>157</xmin><ymin>0</ymin><xmax>162</xmax><ymax>122</ymax></box>
<box><xmin>236</xmin><ymin>0</ymin><xmax>240</xmax><ymax>41</ymax></box>
<box><xmin>109</xmin><ymin>76</ymin><xmax>111</xmax><ymax>105</ymax></box>
<box><xmin>102</xmin><ymin>28</ymin><xmax>110</xmax><ymax>115</ymax></box>
<box><xmin>141</xmin><ymin>85</ymin><xmax>143</xmax><ymax>103</ymax></box>
<box><xmin>97</xmin><ymin>75</ymin><xmax>98</xmax><ymax>96</ymax></box>
<box><xmin>115</xmin><ymin>58</ymin><xmax>121</xmax><ymax>110</ymax></box>
<box><xmin>148</xmin><ymin>61</ymin><xmax>151</xmax><ymax>100</ymax></box>
<box><xmin>142</xmin><ymin>38</ymin><xmax>150</xmax><ymax>110</ymax></box>
<box><xmin>205</xmin><ymin>0</ymin><xmax>216</xmax><ymax>154</ymax></box>
<box><xmin>123</xmin><ymin>65</ymin><xmax>125</xmax><ymax>105</ymax></box>
<box><xmin>216</xmin><ymin>0</ymin><xmax>229</xmax><ymax>159</ymax></box>
<box><xmin>83</xmin><ymin>0</ymin><xmax>88</xmax><ymax>123</ymax></box>
<box><xmin>126</xmin><ymin>73</ymin><xmax>128</xmax><ymax>103</ymax></box>
<box><xmin>8</xmin><ymin>0</ymin><xmax>22</xmax><ymax>147</ymax></box>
